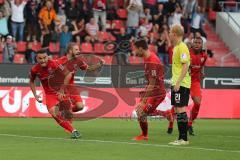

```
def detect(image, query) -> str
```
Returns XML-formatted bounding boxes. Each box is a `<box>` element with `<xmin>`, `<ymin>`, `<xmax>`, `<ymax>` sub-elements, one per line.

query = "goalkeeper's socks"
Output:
<box><xmin>54</xmin><ymin>115</ymin><xmax>74</xmax><ymax>133</ymax></box>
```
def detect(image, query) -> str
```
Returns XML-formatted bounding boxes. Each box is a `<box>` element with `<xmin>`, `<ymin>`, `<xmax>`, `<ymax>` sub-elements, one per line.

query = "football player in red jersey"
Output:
<box><xmin>132</xmin><ymin>39</ymin><xmax>174</xmax><ymax>141</ymax></box>
<box><xmin>188</xmin><ymin>37</ymin><xmax>207</xmax><ymax>135</ymax></box>
<box><xmin>51</xmin><ymin>43</ymin><xmax>104</xmax><ymax>120</ymax></box>
<box><xmin>29</xmin><ymin>49</ymin><xmax>80</xmax><ymax>139</ymax></box>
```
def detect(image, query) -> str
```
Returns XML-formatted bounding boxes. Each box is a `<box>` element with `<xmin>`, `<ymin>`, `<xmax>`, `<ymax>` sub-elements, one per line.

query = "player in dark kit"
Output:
<box><xmin>29</xmin><ymin>49</ymin><xmax>80</xmax><ymax>139</ymax></box>
<box><xmin>132</xmin><ymin>39</ymin><xmax>174</xmax><ymax>141</ymax></box>
<box><xmin>188</xmin><ymin>37</ymin><xmax>207</xmax><ymax>135</ymax></box>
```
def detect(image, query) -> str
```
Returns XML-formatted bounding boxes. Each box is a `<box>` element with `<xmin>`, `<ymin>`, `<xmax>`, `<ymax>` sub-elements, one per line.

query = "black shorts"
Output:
<box><xmin>171</xmin><ymin>86</ymin><xmax>190</xmax><ymax>107</ymax></box>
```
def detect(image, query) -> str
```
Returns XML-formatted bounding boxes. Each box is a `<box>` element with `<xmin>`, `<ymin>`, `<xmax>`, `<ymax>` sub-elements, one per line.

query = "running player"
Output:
<box><xmin>188</xmin><ymin>37</ymin><xmax>207</xmax><ymax>135</ymax></box>
<box><xmin>169</xmin><ymin>25</ymin><xmax>191</xmax><ymax>145</ymax></box>
<box><xmin>29</xmin><ymin>49</ymin><xmax>80</xmax><ymax>139</ymax></box>
<box><xmin>132</xmin><ymin>39</ymin><xmax>174</xmax><ymax>141</ymax></box>
<box><xmin>51</xmin><ymin>43</ymin><xmax>104</xmax><ymax>119</ymax></box>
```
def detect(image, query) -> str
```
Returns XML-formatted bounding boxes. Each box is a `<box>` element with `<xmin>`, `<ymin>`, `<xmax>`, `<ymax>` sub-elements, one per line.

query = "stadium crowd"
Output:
<box><xmin>0</xmin><ymin>0</ymin><xmax>209</xmax><ymax>65</ymax></box>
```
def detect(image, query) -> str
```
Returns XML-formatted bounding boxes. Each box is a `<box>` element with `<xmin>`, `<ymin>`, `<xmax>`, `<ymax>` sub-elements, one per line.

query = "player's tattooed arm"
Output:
<box><xmin>86</xmin><ymin>58</ymin><xmax>105</xmax><ymax>72</ymax></box>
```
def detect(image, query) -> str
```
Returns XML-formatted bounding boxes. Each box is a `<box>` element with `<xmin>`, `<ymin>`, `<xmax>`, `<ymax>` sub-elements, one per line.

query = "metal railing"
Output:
<box><xmin>220</xmin><ymin>48</ymin><xmax>240</xmax><ymax>66</ymax></box>
<box><xmin>218</xmin><ymin>1</ymin><xmax>240</xmax><ymax>33</ymax></box>
<box><xmin>219</xmin><ymin>1</ymin><xmax>240</xmax><ymax>12</ymax></box>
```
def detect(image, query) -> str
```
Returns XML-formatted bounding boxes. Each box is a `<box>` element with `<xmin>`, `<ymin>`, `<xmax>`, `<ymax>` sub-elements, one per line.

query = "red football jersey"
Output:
<box><xmin>57</xmin><ymin>56</ymin><xmax>88</xmax><ymax>84</ymax></box>
<box><xmin>143</xmin><ymin>52</ymin><xmax>166</xmax><ymax>97</ymax></box>
<box><xmin>190</xmin><ymin>50</ymin><xmax>207</xmax><ymax>83</ymax></box>
<box><xmin>29</xmin><ymin>60</ymin><xmax>59</xmax><ymax>95</ymax></box>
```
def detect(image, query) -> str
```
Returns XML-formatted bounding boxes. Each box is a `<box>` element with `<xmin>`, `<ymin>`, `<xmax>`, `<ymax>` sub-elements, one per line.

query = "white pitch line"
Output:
<box><xmin>202</xmin><ymin>135</ymin><xmax>240</xmax><ymax>139</ymax></box>
<box><xmin>0</xmin><ymin>133</ymin><xmax>240</xmax><ymax>154</ymax></box>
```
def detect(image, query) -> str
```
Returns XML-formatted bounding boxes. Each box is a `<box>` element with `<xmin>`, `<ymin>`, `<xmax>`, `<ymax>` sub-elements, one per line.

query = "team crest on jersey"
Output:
<box><xmin>48</xmin><ymin>67</ymin><xmax>54</xmax><ymax>74</ymax></box>
<box><xmin>73</xmin><ymin>64</ymin><xmax>78</xmax><ymax>70</ymax></box>
<box><xmin>181</xmin><ymin>53</ymin><xmax>187</xmax><ymax>60</ymax></box>
<box><xmin>201</xmin><ymin>57</ymin><xmax>205</xmax><ymax>63</ymax></box>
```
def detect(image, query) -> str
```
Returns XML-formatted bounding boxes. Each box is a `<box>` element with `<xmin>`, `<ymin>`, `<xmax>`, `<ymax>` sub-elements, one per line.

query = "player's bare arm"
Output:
<box><xmin>29</xmin><ymin>79</ymin><xmax>42</xmax><ymax>103</ymax></box>
<box><xmin>136</xmin><ymin>78</ymin><xmax>156</xmax><ymax>115</ymax></box>
<box><xmin>86</xmin><ymin>58</ymin><xmax>104</xmax><ymax>72</ymax></box>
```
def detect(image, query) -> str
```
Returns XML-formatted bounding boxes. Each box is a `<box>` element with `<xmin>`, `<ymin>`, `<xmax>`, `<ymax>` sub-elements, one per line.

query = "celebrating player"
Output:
<box><xmin>132</xmin><ymin>39</ymin><xmax>174</xmax><ymax>141</ymax></box>
<box><xmin>29</xmin><ymin>49</ymin><xmax>80</xmax><ymax>139</ymax></box>
<box><xmin>169</xmin><ymin>25</ymin><xmax>191</xmax><ymax>145</ymax></box>
<box><xmin>188</xmin><ymin>37</ymin><xmax>207</xmax><ymax>135</ymax></box>
<box><xmin>51</xmin><ymin>43</ymin><xmax>104</xmax><ymax>119</ymax></box>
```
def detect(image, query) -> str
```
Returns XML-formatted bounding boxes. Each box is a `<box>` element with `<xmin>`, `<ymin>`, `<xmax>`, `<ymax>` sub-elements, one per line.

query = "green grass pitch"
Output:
<box><xmin>0</xmin><ymin>118</ymin><xmax>239</xmax><ymax>160</ymax></box>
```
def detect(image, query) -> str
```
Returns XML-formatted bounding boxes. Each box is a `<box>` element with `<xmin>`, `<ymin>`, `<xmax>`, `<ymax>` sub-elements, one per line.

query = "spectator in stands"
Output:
<box><xmin>93</xmin><ymin>0</ymin><xmax>107</xmax><ymax>31</ymax></box>
<box><xmin>143</xmin><ymin>0</ymin><xmax>157</xmax><ymax>15</ymax></box>
<box><xmin>126</xmin><ymin>2</ymin><xmax>142</xmax><ymax>37</ymax></box>
<box><xmin>169</xmin><ymin>3</ymin><xmax>183</xmax><ymax>27</ymax></box>
<box><xmin>182</xmin><ymin>0</ymin><xmax>198</xmax><ymax>22</ymax></box>
<box><xmin>25</xmin><ymin>1</ymin><xmax>39</xmax><ymax>42</ymax></box>
<box><xmin>165</xmin><ymin>0</ymin><xmax>178</xmax><ymax>15</ymax></box>
<box><xmin>141</xmin><ymin>7</ymin><xmax>153</xmax><ymax>22</ymax></box>
<box><xmin>85</xmin><ymin>17</ymin><xmax>99</xmax><ymax>43</ymax></box>
<box><xmin>78</xmin><ymin>0</ymin><xmax>92</xmax><ymax>22</ymax></box>
<box><xmin>153</xmin><ymin>3</ymin><xmax>166</xmax><ymax>25</ymax></box>
<box><xmin>65</xmin><ymin>0</ymin><xmax>79</xmax><ymax>21</ymax></box>
<box><xmin>138</xmin><ymin>18</ymin><xmax>153</xmax><ymax>38</ymax></box>
<box><xmin>190</xmin><ymin>6</ymin><xmax>206</xmax><ymax>38</ymax></box>
<box><xmin>25</xmin><ymin>42</ymin><xmax>36</xmax><ymax>64</ymax></box>
<box><xmin>0</xmin><ymin>0</ymin><xmax>11</xmax><ymax>18</ymax></box>
<box><xmin>114</xmin><ymin>27</ymin><xmax>131</xmax><ymax>65</ymax></box>
<box><xmin>59</xmin><ymin>21</ymin><xmax>83</xmax><ymax>56</ymax></box>
<box><xmin>157</xmin><ymin>31</ymin><xmax>170</xmax><ymax>65</ymax></box>
<box><xmin>0</xmin><ymin>10</ymin><xmax>9</xmax><ymax>38</ymax></box>
<box><xmin>75</xmin><ymin>18</ymin><xmax>87</xmax><ymax>42</ymax></box>
<box><xmin>106</xmin><ymin>0</ymin><xmax>118</xmax><ymax>21</ymax></box>
<box><xmin>2</xmin><ymin>35</ymin><xmax>17</xmax><ymax>63</ymax></box>
<box><xmin>56</xmin><ymin>0</ymin><xmax>66</xmax><ymax>26</ymax></box>
<box><xmin>184</xmin><ymin>32</ymin><xmax>194</xmax><ymax>48</ymax></box>
<box><xmin>10</xmin><ymin>0</ymin><xmax>27</xmax><ymax>41</ymax></box>
<box><xmin>38</xmin><ymin>0</ymin><xmax>59</xmax><ymax>34</ymax></box>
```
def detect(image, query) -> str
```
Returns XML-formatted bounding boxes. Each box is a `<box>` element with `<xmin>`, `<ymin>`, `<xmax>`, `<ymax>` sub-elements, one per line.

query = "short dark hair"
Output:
<box><xmin>66</xmin><ymin>42</ymin><xmax>77</xmax><ymax>53</ymax></box>
<box><xmin>193</xmin><ymin>37</ymin><xmax>203</xmax><ymax>43</ymax></box>
<box><xmin>134</xmin><ymin>39</ymin><xmax>148</xmax><ymax>50</ymax></box>
<box><xmin>36</xmin><ymin>49</ymin><xmax>48</xmax><ymax>55</ymax></box>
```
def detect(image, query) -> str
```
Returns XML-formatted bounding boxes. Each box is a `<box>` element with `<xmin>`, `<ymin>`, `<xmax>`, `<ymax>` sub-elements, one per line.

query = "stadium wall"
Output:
<box><xmin>0</xmin><ymin>64</ymin><xmax>239</xmax><ymax>119</ymax></box>
<box><xmin>216</xmin><ymin>12</ymin><xmax>240</xmax><ymax>59</ymax></box>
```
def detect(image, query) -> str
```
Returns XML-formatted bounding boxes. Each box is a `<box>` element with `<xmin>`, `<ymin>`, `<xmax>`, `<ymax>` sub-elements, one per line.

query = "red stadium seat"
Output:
<box><xmin>31</xmin><ymin>42</ymin><xmax>42</xmax><ymax>52</ymax></box>
<box><xmin>49</xmin><ymin>42</ymin><xmax>60</xmax><ymax>53</ymax></box>
<box><xmin>98</xmin><ymin>31</ymin><xmax>110</xmax><ymax>42</ymax></box>
<box><xmin>208</xmin><ymin>9</ymin><xmax>216</xmax><ymax>21</ymax></box>
<box><xmin>81</xmin><ymin>43</ymin><xmax>93</xmax><ymax>54</ymax></box>
<box><xmin>0</xmin><ymin>53</ymin><xmax>2</xmax><ymax>62</ymax></box>
<box><xmin>0</xmin><ymin>44</ymin><xmax>3</xmax><ymax>53</ymax></box>
<box><xmin>94</xmin><ymin>43</ymin><xmax>105</xmax><ymax>55</ymax></box>
<box><xmin>112</xmin><ymin>20</ymin><xmax>124</xmax><ymax>30</ymax></box>
<box><xmin>103</xmin><ymin>55</ymin><xmax>113</xmax><ymax>65</ymax></box>
<box><xmin>117</xmin><ymin>9</ymin><xmax>127</xmax><ymax>19</ymax></box>
<box><xmin>17</xmin><ymin>41</ymin><xmax>27</xmax><ymax>53</ymax></box>
<box><xmin>128</xmin><ymin>56</ymin><xmax>143</xmax><ymax>64</ymax></box>
<box><xmin>13</xmin><ymin>53</ymin><xmax>25</xmax><ymax>64</ymax></box>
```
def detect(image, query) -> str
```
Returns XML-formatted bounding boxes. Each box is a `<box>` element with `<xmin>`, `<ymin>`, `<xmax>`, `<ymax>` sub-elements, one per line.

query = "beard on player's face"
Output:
<box><xmin>37</xmin><ymin>55</ymin><xmax>48</xmax><ymax>67</ymax></box>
